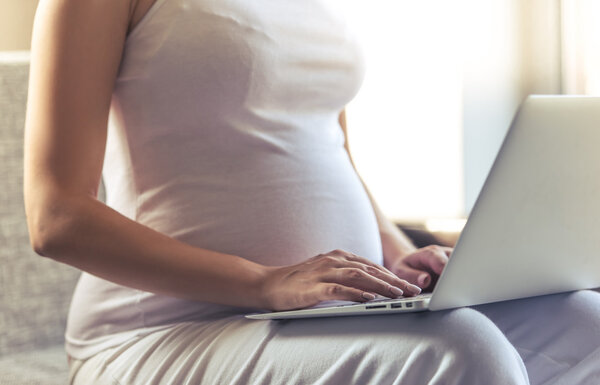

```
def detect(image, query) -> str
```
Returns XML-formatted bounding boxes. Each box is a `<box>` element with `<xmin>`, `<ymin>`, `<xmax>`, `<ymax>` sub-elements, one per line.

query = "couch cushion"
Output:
<box><xmin>0</xmin><ymin>345</ymin><xmax>69</xmax><ymax>385</ymax></box>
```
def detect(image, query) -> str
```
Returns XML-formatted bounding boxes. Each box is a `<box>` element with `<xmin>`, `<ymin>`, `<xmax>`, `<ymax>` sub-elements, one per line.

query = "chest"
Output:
<box><xmin>119</xmin><ymin>0</ymin><xmax>365</xmax><ymax>119</ymax></box>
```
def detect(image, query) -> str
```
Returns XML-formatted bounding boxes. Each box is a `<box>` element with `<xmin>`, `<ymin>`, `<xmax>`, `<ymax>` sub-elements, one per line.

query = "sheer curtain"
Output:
<box><xmin>561</xmin><ymin>0</ymin><xmax>600</xmax><ymax>95</ymax></box>
<box><xmin>344</xmin><ymin>0</ymin><xmax>597</xmax><ymax>224</ymax></box>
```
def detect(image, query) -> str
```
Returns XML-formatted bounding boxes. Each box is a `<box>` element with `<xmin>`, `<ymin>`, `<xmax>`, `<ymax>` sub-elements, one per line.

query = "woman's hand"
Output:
<box><xmin>260</xmin><ymin>249</ymin><xmax>422</xmax><ymax>311</ymax></box>
<box><xmin>387</xmin><ymin>245</ymin><xmax>452</xmax><ymax>291</ymax></box>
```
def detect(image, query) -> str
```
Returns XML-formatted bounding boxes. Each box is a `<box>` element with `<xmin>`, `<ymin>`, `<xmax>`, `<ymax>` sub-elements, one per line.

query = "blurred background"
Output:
<box><xmin>343</xmin><ymin>0</ymin><xmax>600</xmax><ymax>232</ymax></box>
<box><xmin>0</xmin><ymin>0</ymin><xmax>38</xmax><ymax>50</ymax></box>
<box><xmin>1</xmin><ymin>0</ymin><xmax>599</xmax><ymax>233</ymax></box>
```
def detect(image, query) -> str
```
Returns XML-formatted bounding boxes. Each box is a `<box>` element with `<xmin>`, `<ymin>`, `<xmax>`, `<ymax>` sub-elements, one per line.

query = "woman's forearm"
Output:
<box><xmin>28</xmin><ymin>191</ymin><xmax>271</xmax><ymax>309</ymax></box>
<box><xmin>27</xmin><ymin>189</ymin><xmax>422</xmax><ymax>311</ymax></box>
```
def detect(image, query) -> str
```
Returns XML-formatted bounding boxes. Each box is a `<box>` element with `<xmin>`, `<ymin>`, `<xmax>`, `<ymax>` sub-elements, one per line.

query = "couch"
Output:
<box><xmin>0</xmin><ymin>52</ymin><xmax>79</xmax><ymax>385</ymax></box>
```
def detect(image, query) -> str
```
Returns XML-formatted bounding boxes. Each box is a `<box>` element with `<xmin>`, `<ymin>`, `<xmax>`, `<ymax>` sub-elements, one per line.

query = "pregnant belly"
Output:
<box><xmin>133</xmin><ymin>151</ymin><xmax>383</xmax><ymax>267</ymax></box>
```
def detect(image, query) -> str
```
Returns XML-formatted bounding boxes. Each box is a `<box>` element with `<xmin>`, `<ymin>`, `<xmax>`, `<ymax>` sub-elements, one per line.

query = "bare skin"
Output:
<box><xmin>24</xmin><ymin>0</ymin><xmax>448</xmax><ymax>312</ymax></box>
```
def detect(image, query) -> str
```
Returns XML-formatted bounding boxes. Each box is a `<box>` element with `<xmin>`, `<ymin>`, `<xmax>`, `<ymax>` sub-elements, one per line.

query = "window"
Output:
<box><xmin>344</xmin><ymin>0</ymin><xmax>598</xmax><ymax>226</ymax></box>
<box><xmin>344</xmin><ymin>2</ymin><xmax>464</xmax><ymax>222</ymax></box>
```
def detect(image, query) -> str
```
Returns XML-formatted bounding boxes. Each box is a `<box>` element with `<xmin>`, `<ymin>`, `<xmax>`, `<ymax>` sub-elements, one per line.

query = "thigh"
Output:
<box><xmin>475</xmin><ymin>290</ymin><xmax>600</xmax><ymax>385</ymax></box>
<box><xmin>250</xmin><ymin>308</ymin><xmax>528</xmax><ymax>385</ymax></box>
<box><xmin>71</xmin><ymin>308</ymin><xmax>528</xmax><ymax>385</ymax></box>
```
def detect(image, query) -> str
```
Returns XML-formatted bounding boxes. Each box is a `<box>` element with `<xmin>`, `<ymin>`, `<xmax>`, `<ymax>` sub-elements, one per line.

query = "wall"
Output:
<box><xmin>0</xmin><ymin>0</ymin><xmax>39</xmax><ymax>50</ymax></box>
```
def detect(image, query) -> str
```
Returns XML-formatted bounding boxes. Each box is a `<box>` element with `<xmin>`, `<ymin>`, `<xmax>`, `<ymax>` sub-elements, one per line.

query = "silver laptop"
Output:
<box><xmin>247</xmin><ymin>95</ymin><xmax>600</xmax><ymax>320</ymax></box>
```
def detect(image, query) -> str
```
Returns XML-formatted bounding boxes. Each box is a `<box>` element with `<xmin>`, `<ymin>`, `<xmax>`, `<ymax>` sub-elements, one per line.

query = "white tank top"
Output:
<box><xmin>66</xmin><ymin>0</ymin><xmax>382</xmax><ymax>359</ymax></box>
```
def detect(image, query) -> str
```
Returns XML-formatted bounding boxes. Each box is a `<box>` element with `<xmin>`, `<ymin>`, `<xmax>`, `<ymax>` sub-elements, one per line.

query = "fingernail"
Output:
<box><xmin>362</xmin><ymin>292</ymin><xmax>376</xmax><ymax>301</ymax></box>
<box><xmin>408</xmin><ymin>284</ymin><xmax>422</xmax><ymax>294</ymax></box>
<box><xmin>418</xmin><ymin>274</ymin><xmax>430</xmax><ymax>287</ymax></box>
<box><xmin>390</xmin><ymin>286</ymin><xmax>404</xmax><ymax>297</ymax></box>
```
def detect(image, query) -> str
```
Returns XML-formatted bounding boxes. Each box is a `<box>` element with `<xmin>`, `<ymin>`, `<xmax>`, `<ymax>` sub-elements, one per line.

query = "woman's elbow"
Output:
<box><xmin>28</xmin><ymin>222</ymin><xmax>61</xmax><ymax>258</ymax></box>
<box><xmin>25</xmin><ymin>198</ymin><xmax>78</xmax><ymax>260</ymax></box>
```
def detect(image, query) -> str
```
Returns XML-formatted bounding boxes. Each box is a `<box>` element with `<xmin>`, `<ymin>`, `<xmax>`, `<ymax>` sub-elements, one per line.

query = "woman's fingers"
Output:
<box><xmin>319</xmin><ymin>268</ymin><xmax>403</xmax><ymax>298</ymax></box>
<box><xmin>316</xmin><ymin>250</ymin><xmax>423</xmax><ymax>295</ymax></box>
<box><xmin>407</xmin><ymin>246</ymin><xmax>449</xmax><ymax>275</ymax></box>
<box><xmin>341</xmin><ymin>261</ymin><xmax>422</xmax><ymax>296</ymax></box>
<box><xmin>319</xmin><ymin>249</ymin><xmax>402</xmax><ymax>283</ymax></box>
<box><xmin>317</xmin><ymin>283</ymin><xmax>375</xmax><ymax>303</ymax></box>
<box><xmin>387</xmin><ymin>245</ymin><xmax>453</xmax><ymax>292</ymax></box>
<box><xmin>392</xmin><ymin>264</ymin><xmax>431</xmax><ymax>288</ymax></box>
<box><xmin>338</xmin><ymin>250</ymin><xmax>397</xmax><ymax>276</ymax></box>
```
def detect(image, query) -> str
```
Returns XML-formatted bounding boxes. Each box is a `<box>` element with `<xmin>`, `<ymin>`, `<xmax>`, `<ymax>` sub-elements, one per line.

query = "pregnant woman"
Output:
<box><xmin>24</xmin><ymin>0</ymin><xmax>600</xmax><ymax>384</ymax></box>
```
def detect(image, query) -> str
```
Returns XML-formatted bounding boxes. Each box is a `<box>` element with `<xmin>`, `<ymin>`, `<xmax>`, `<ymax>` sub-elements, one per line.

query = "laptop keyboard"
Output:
<box><xmin>309</xmin><ymin>294</ymin><xmax>432</xmax><ymax>310</ymax></box>
<box><xmin>367</xmin><ymin>293</ymin><xmax>431</xmax><ymax>303</ymax></box>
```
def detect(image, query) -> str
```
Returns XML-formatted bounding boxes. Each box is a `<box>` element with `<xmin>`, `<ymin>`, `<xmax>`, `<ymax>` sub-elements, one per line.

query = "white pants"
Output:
<box><xmin>69</xmin><ymin>290</ymin><xmax>600</xmax><ymax>385</ymax></box>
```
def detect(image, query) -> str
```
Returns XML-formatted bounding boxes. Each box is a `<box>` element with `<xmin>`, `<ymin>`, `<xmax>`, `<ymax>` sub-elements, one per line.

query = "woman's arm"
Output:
<box><xmin>24</xmin><ymin>0</ymin><xmax>418</xmax><ymax>312</ymax></box>
<box><xmin>339</xmin><ymin>110</ymin><xmax>451</xmax><ymax>290</ymax></box>
<box><xmin>24</xmin><ymin>0</ymin><xmax>274</xmax><ymax>308</ymax></box>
